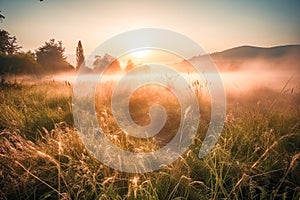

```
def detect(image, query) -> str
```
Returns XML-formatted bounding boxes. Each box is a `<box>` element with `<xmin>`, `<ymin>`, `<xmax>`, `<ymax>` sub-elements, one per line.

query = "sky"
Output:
<box><xmin>0</xmin><ymin>0</ymin><xmax>300</xmax><ymax>65</ymax></box>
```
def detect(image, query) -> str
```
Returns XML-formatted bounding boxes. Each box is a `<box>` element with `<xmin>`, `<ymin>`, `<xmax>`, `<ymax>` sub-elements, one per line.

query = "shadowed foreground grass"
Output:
<box><xmin>0</xmin><ymin>81</ymin><xmax>300</xmax><ymax>199</ymax></box>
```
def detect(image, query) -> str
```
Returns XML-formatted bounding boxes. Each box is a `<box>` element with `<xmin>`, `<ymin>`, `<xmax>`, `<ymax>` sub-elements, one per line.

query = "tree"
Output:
<box><xmin>0</xmin><ymin>29</ymin><xmax>24</xmax><ymax>83</ymax></box>
<box><xmin>76</xmin><ymin>40</ymin><xmax>85</xmax><ymax>70</ymax></box>
<box><xmin>125</xmin><ymin>59</ymin><xmax>134</xmax><ymax>72</ymax></box>
<box><xmin>0</xmin><ymin>53</ymin><xmax>41</xmax><ymax>75</ymax></box>
<box><xmin>93</xmin><ymin>53</ymin><xmax>121</xmax><ymax>73</ymax></box>
<box><xmin>0</xmin><ymin>29</ymin><xmax>22</xmax><ymax>55</ymax></box>
<box><xmin>35</xmin><ymin>39</ymin><xmax>73</xmax><ymax>73</ymax></box>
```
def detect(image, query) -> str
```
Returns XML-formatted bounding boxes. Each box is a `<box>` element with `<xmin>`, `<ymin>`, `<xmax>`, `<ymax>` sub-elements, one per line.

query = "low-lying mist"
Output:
<box><xmin>10</xmin><ymin>50</ymin><xmax>299</xmax><ymax>107</ymax></box>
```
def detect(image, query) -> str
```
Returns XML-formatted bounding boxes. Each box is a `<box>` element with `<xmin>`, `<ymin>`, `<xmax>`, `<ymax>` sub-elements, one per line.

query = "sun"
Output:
<box><xmin>130</xmin><ymin>49</ymin><xmax>151</xmax><ymax>60</ymax></box>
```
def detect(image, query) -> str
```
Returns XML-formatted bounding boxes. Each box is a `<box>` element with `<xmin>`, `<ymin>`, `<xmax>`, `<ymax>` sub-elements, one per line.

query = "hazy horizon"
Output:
<box><xmin>1</xmin><ymin>0</ymin><xmax>299</xmax><ymax>92</ymax></box>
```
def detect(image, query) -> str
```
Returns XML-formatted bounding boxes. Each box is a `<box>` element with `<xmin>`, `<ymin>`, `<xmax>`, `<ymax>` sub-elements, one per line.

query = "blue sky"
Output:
<box><xmin>0</xmin><ymin>0</ymin><xmax>299</xmax><ymax>57</ymax></box>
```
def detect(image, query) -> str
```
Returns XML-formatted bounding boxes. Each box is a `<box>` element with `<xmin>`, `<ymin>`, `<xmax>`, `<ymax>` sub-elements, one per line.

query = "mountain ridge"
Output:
<box><xmin>189</xmin><ymin>44</ymin><xmax>300</xmax><ymax>60</ymax></box>
<box><xmin>185</xmin><ymin>44</ymin><xmax>300</xmax><ymax>72</ymax></box>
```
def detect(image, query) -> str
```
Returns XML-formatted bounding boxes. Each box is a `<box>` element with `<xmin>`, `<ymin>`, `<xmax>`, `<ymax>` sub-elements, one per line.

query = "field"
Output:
<box><xmin>0</xmin><ymin>78</ymin><xmax>300</xmax><ymax>200</ymax></box>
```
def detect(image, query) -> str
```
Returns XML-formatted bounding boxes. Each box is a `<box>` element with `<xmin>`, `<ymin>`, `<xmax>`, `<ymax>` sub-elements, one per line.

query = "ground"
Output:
<box><xmin>0</xmin><ymin>79</ymin><xmax>299</xmax><ymax>199</ymax></box>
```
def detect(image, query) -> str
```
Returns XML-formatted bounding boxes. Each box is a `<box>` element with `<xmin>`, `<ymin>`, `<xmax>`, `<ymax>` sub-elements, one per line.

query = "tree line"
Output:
<box><xmin>0</xmin><ymin>29</ymin><xmax>139</xmax><ymax>79</ymax></box>
<box><xmin>0</xmin><ymin>29</ymin><xmax>81</xmax><ymax>77</ymax></box>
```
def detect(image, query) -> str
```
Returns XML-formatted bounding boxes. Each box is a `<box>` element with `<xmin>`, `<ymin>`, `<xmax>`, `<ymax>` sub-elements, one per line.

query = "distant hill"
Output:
<box><xmin>210</xmin><ymin>45</ymin><xmax>300</xmax><ymax>59</ymax></box>
<box><xmin>185</xmin><ymin>45</ymin><xmax>300</xmax><ymax>72</ymax></box>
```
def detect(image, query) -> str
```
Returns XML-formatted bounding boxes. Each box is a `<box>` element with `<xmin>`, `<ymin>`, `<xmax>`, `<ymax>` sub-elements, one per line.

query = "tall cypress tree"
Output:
<box><xmin>76</xmin><ymin>40</ymin><xmax>85</xmax><ymax>70</ymax></box>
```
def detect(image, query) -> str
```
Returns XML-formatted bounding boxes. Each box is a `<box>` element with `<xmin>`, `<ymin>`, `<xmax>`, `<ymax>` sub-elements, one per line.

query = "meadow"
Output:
<box><xmin>0</xmin><ymin>77</ymin><xmax>299</xmax><ymax>200</ymax></box>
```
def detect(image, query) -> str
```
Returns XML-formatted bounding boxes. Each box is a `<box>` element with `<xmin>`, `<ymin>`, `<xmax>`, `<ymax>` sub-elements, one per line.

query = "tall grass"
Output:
<box><xmin>0</xmin><ymin>81</ymin><xmax>299</xmax><ymax>199</ymax></box>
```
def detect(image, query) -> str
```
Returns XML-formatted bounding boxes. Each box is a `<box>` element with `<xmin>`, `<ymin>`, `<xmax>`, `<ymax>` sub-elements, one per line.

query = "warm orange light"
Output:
<box><xmin>130</xmin><ymin>50</ymin><xmax>152</xmax><ymax>60</ymax></box>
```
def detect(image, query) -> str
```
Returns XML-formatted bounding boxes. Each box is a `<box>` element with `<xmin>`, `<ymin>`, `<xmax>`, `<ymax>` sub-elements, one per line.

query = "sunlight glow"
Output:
<box><xmin>129</xmin><ymin>50</ymin><xmax>152</xmax><ymax>60</ymax></box>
